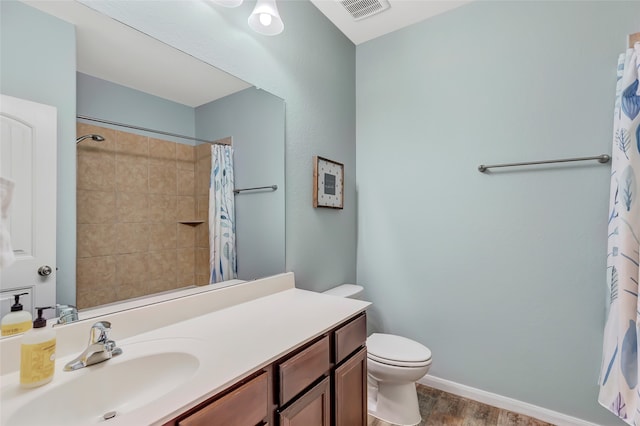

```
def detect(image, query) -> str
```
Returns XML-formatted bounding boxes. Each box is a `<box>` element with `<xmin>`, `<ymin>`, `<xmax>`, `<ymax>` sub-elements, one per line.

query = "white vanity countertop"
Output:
<box><xmin>0</xmin><ymin>286</ymin><xmax>370</xmax><ymax>426</ymax></box>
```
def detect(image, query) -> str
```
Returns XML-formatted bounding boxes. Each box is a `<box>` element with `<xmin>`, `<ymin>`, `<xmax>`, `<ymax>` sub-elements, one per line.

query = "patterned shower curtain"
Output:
<box><xmin>209</xmin><ymin>144</ymin><xmax>237</xmax><ymax>283</ymax></box>
<box><xmin>599</xmin><ymin>42</ymin><xmax>640</xmax><ymax>424</ymax></box>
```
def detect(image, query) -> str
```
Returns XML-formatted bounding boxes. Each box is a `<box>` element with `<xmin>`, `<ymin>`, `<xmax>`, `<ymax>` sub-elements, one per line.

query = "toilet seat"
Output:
<box><xmin>367</xmin><ymin>333</ymin><xmax>432</xmax><ymax>368</ymax></box>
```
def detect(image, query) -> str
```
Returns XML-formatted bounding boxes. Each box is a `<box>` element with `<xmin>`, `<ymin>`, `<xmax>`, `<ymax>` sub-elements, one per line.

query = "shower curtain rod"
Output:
<box><xmin>478</xmin><ymin>154</ymin><xmax>610</xmax><ymax>173</ymax></box>
<box><xmin>77</xmin><ymin>114</ymin><xmax>226</xmax><ymax>145</ymax></box>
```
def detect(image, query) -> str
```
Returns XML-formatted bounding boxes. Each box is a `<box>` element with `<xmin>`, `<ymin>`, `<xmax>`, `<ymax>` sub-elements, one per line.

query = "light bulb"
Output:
<box><xmin>248</xmin><ymin>0</ymin><xmax>283</xmax><ymax>35</ymax></box>
<box><xmin>259</xmin><ymin>13</ymin><xmax>272</xmax><ymax>26</ymax></box>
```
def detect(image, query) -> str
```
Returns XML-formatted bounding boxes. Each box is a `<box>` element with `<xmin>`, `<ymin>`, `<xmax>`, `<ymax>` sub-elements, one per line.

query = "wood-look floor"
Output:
<box><xmin>367</xmin><ymin>384</ymin><xmax>555</xmax><ymax>426</ymax></box>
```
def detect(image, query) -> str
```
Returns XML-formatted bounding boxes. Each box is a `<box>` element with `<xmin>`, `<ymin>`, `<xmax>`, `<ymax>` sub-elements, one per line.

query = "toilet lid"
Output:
<box><xmin>367</xmin><ymin>333</ymin><xmax>432</xmax><ymax>365</ymax></box>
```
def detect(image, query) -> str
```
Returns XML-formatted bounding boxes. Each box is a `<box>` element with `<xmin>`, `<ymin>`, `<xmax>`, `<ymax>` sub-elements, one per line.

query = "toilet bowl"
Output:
<box><xmin>322</xmin><ymin>284</ymin><xmax>432</xmax><ymax>426</ymax></box>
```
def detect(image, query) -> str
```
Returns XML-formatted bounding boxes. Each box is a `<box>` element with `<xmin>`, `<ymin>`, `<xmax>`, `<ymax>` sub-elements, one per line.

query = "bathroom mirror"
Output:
<box><xmin>0</xmin><ymin>0</ymin><xmax>285</xmax><ymax>329</ymax></box>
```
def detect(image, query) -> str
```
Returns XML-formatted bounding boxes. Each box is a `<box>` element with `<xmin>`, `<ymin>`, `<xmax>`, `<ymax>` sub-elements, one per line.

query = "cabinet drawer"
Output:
<box><xmin>178</xmin><ymin>371</ymin><xmax>268</xmax><ymax>426</ymax></box>
<box><xmin>279</xmin><ymin>335</ymin><xmax>330</xmax><ymax>405</ymax></box>
<box><xmin>334</xmin><ymin>314</ymin><xmax>366</xmax><ymax>364</ymax></box>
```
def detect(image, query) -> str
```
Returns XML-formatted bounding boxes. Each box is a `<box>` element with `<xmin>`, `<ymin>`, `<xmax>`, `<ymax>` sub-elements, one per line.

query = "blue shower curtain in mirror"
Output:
<box><xmin>209</xmin><ymin>144</ymin><xmax>237</xmax><ymax>283</ymax></box>
<box><xmin>599</xmin><ymin>42</ymin><xmax>640</xmax><ymax>424</ymax></box>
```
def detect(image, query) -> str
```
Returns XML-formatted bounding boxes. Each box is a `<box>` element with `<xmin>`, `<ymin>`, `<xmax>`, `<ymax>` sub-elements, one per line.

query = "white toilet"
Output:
<box><xmin>323</xmin><ymin>284</ymin><xmax>432</xmax><ymax>426</ymax></box>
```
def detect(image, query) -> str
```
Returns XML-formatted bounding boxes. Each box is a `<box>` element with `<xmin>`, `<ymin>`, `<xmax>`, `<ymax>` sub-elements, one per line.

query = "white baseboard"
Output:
<box><xmin>417</xmin><ymin>375</ymin><xmax>601</xmax><ymax>426</ymax></box>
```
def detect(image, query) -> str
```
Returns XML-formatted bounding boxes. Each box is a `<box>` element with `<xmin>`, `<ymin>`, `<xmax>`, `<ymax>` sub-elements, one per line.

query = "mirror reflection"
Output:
<box><xmin>0</xmin><ymin>0</ymin><xmax>285</xmax><ymax>330</ymax></box>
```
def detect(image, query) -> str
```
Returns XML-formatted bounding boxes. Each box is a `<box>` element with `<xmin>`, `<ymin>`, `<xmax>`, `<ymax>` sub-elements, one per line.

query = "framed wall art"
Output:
<box><xmin>313</xmin><ymin>156</ymin><xmax>344</xmax><ymax>209</ymax></box>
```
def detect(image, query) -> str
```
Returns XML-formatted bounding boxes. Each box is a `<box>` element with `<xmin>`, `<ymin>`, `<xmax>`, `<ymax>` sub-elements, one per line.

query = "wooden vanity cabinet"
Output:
<box><xmin>163</xmin><ymin>313</ymin><xmax>367</xmax><ymax>426</ymax></box>
<box><xmin>169</xmin><ymin>369</ymin><xmax>272</xmax><ymax>426</ymax></box>
<box><xmin>275</xmin><ymin>313</ymin><xmax>367</xmax><ymax>426</ymax></box>
<box><xmin>333</xmin><ymin>347</ymin><xmax>367</xmax><ymax>426</ymax></box>
<box><xmin>332</xmin><ymin>314</ymin><xmax>367</xmax><ymax>426</ymax></box>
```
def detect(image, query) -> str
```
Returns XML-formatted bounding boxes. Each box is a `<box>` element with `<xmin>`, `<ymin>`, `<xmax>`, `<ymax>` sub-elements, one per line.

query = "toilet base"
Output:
<box><xmin>367</xmin><ymin>380</ymin><xmax>421</xmax><ymax>426</ymax></box>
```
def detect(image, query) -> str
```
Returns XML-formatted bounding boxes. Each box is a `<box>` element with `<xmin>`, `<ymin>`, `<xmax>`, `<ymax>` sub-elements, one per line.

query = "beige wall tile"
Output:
<box><xmin>115</xmin><ymin>223</ymin><xmax>149</xmax><ymax>254</ymax></box>
<box><xmin>117</xmin><ymin>192</ymin><xmax>148</xmax><ymax>222</ymax></box>
<box><xmin>195</xmin><ymin>248</ymin><xmax>209</xmax><ymax>276</ymax></box>
<box><xmin>195</xmin><ymin>159</ymin><xmax>210</xmax><ymax>196</ymax></box>
<box><xmin>77</xmin><ymin>151</ymin><xmax>115</xmax><ymax>192</ymax></box>
<box><xmin>196</xmin><ymin>196</ymin><xmax>209</xmax><ymax>221</ymax></box>
<box><xmin>177</xmin><ymin>196</ymin><xmax>196</xmax><ymax>220</ymax></box>
<box><xmin>77</xmin><ymin>190</ymin><xmax>116</xmax><ymax>224</ymax></box>
<box><xmin>116</xmin><ymin>157</ymin><xmax>149</xmax><ymax>193</ymax></box>
<box><xmin>177</xmin><ymin>169</ymin><xmax>195</xmax><ymax>196</ymax></box>
<box><xmin>77</xmin><ymin>286</ymin><xmax>118</xmax><ymax>310</ymax></box>
<box><xmin>149</xmin><ymin>223</ymin><xmax>177</xmax><ymax>251</ymax></box>
<box><xmin>116</xmin><ymin>131</ymin><xmax>148</xmax><ymax>157</ymax></box>
<box><xmin>195</xmin><ymin>274</ymin><xmax>210</xmax><ymax>286</ymax></box>
<box><xmin>149</xmin><ymin>249</ymin><xmax>179</xmax><ymax>294</ymax></box>
<box><xmin>195</xmin><ymin>222</ymin><xmax>209</xmax><ymax>248</ymax></box>
<box><xmin>116</xmin><ymin>253</ymin><xmax>149</xmax><ymax>286</ymax></box>
<box><xmin>76</xmin><ymin>127</ymin><xmax>204</xmax><ymax>305</ymax></box>
<box><xmin>149</xmin><ymin>160</ymin><xmax>177</xmax><ymax>195</ymax></box>
<box><xmin>177</xmin><ymin>249</ymin><xmax>195</xmax><ymax>286</ymax></box>
<box><xmin>177</xmin><ymin>224</ymin><xmax>195</xmax><ymax>248</ymax></box>
<box><xmin>115</xmin><ymin>283</ymin><xmax>148</xmax><ymax>302</ymax></box>
<box><xmin>148</xmin><ymin>279</ymin><xmax>179</xmax><ymax>294</ymax></box>
<box><xmin>77</xmin><ymin>256</ymin><xmax>116</xmax><ymax>293</ymax></box>
<box><xmin>176</xmin><ymin>143</ymin><xmax>195</xmax><ymax>170</ymax></box>
<box><xmin>149</xmin><ymin>195</ymin><xmax>177</xmax><ymax>222</ymax></box>
<box><xmin>149</xmin><ymin>138</ymin><xmax>176</xmax><ymax>161</ymax></box>
<box><xmin>149</xmin><ymin>250</ymin><xmax>178</xmax><ymax>282</ymax></box>
<box><xmin>195</xmin><ymin>142</ymin><xmax>211</xmax><ymax>160</ymax></box>
<box><xmin>77</xmin><ymin>224</ymin><xmax>116</xmax><ymax>258</ymax></box>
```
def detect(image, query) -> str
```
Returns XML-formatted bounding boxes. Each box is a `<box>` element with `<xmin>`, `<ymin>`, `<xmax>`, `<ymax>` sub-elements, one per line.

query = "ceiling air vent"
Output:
<box><xmin>338</xmin><ymin>0</ymin><xmax>391</xmax><ymax>21</ymax></box>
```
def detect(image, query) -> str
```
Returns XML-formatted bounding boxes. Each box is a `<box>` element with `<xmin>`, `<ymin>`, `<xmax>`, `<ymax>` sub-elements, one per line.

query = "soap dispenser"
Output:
<box><xmin>20</xmin><ymin>306</ymin><xmax>56</xmax><ymax>388</ymax></box>
<box><xmin>1</xmin><ymin>292</ymin><xmax>32</xmax><ymax>336</ymax></box>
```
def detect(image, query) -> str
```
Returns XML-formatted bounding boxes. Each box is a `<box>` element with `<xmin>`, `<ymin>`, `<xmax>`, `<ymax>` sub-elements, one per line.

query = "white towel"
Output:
<box><xmin>0</xmin><ymin>177</ymin><xmax>16</xmax><ymax>269</ymax></box>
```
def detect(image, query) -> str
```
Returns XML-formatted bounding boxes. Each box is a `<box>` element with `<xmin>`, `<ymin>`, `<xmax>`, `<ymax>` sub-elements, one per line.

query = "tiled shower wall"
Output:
<box><xmin>76</xmin><ymin>122</ymin><xmax>211</xmax><ymax>309</ymax></box>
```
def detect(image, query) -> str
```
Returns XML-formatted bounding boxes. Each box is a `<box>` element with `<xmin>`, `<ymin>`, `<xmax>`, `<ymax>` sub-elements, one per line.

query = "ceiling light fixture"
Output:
<box><xmin>248</xmin><ymin>0</ymin><xmax>284</xmax><ymax>36</ymax></box>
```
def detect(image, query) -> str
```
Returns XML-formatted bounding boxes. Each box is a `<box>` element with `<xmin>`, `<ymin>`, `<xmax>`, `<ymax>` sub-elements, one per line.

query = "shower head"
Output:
<box><xmin>76</xmin><ymin>134</ymin><xmax>105</xmax><ymax>144</ymax></box>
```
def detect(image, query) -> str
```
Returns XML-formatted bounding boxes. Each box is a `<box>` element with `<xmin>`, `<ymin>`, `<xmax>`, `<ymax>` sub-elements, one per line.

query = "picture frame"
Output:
<box><xmin>313</xmin><ymin>156</ymin><xmax>344</xmax><ymax>209</ymax></box>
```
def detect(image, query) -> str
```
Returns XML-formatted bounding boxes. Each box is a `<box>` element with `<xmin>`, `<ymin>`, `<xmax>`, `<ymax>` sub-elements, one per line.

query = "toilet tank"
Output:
<box><xmin>322</xmin><ymin>284</ymin><xmax>364</xmax><ymax>299</ymax></box>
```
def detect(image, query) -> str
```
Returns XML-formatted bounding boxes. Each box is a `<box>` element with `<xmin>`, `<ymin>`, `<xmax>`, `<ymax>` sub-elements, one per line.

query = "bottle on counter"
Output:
<box><xmin>20</xmin><ymin>306</ymin><xmax>56</xmax><ymax>388</ymax></box>
<box><xmin>1</xmin><ymin>292</ymin><xmax>32</xmax><ymax>337</ymax></box>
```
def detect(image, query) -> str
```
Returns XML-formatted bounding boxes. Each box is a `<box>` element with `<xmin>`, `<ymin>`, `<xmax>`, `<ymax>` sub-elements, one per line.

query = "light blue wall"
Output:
<box><xmin>78</xmin><ymin>0</ymin><xmax>357</xmax><ymax>291</ymax></box>
<box><xmin>77</xmin><ymin>72</ymin><xmax>196</xmax><ymax>145</ymax></box>
<box><xmin>1</xmin><ymin>1</ymin><xmax>77</xmax><ymax>305</ymax></box>
<box><xmin>356</xmin><ymin>1</ymin><xmax>639</xmax><ymax>424</ymax></box>
<box><xmin>195</xmin><ymin>88</ymin><xmax>285</xmax><ymax>280</ymax></box>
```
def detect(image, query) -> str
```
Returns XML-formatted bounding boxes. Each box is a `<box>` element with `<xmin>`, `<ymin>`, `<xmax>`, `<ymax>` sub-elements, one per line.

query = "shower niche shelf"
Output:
<box><xmin>178</xmin><ymin>220</ymin><xmax>205</xmax><ymax>226</ymax></box>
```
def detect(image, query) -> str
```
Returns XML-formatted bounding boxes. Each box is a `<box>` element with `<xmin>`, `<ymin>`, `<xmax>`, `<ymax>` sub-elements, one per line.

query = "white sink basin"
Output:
<box><xmin>1</xmin><ymin>338</ymin><xmax>207</xmax><ymax>425</ymax></box>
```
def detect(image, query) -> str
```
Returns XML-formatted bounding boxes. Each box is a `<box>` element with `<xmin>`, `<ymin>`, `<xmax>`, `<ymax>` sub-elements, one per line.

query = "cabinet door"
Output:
<box><xmin>177</xmin><ymin>372</ymin><xmax>268</xmax><ymax>426</ymax></box>
<box><xmin>279</xmin><ymin>377</ymin><xmax>330</xmax><ymax>426</ymax></box>
<box><xmin>334</xmin><ymin>347</ymin><xmax>367</xmax><ymax>426</ymax></box>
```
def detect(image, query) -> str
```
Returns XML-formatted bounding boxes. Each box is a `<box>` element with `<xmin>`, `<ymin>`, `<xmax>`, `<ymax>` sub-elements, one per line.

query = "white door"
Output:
<box><xmin>0</xmin><ymin>94</ymin><xmax>57</xmax><ymax>319</ymax></box>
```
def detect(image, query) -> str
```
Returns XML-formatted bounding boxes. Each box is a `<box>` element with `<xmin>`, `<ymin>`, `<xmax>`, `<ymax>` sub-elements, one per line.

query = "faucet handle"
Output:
<box><xmin>89</xmin><ymin>321</ymin><xmax>112</xmax><ymax>344</ymax></box>
<box><xmin>56</xmin><ymin>304</ymin><xmax>79</xmax><ymax>324</ymax></box>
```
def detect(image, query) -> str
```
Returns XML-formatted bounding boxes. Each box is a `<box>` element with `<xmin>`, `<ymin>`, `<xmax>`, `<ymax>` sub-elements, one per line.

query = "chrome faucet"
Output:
<box><xmin>56</xmin><ymin>304</ymin><xmax>79</xmax><ymax>325</ymax></box>
<box><xmin>64</xmin><ymin>321</ymin><xmax>123</xmax><ymax>371</ymax></box>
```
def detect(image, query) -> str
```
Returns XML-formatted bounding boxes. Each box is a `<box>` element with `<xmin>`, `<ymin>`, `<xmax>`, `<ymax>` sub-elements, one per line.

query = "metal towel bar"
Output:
<box><xmin>233</xmin><ymin>185</ymin><xmax>278</xmax><ymax>194</ymax></box>
<box><xmin>478</xmin><ymin>154</ymin><xmax>610</xmax><ymax>173</ymax></box>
